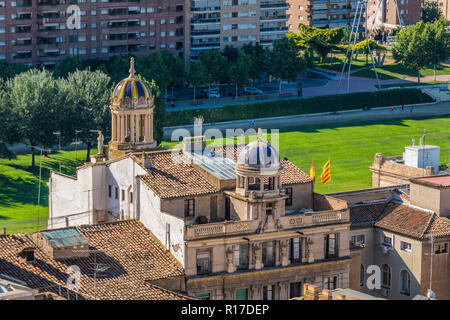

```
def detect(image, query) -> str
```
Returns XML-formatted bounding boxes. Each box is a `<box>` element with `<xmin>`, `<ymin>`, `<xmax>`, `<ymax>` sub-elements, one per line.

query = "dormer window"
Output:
<box><xmin>17</xmin><ymin>248</ymin><xmax>35</xmax><ymax>264</ymax></box>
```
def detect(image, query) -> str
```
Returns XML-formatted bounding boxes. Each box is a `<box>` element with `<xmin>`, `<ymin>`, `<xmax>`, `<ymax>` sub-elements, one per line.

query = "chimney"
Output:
<box><xmin>304</xmin><ymin>284</ymin><xmax>320</xmax><ymax>300</ymax></box>
<box><xmin>336</xmin><ymin>293</ymin><xmax>346</xmax><ymax>300</ymax></box>
<box><xmin>412</xmin><ymin>138</ymin><xmax>415</xmax><ymax>146</ymax></box>
<box><xmin>319</xmin><ymin>289</ymin><xmax>333</xmax><ymax>300</ymax></box>
<box><xmin>419</xmin><ymin>137</ymin><xmax>423</xmax><ymax>146</ymax></box>
<box><xmin>183</xmin><ymin>136</ymin><xmax>206</xmax><ymax>155</ymax></box>
<box><xmin>2</xmin><ymin>227</ymin><xmax>5</xmax><ymax>236</ymax></box>
<box><xmin>142</xmin><ymin>153</ymin><xmax>152</xmax><ymax>169</ymax></box>
<box><xmin>240</xmin><ymin>133</ymin><xmax>245</xmax><ymax>145</ymax></box>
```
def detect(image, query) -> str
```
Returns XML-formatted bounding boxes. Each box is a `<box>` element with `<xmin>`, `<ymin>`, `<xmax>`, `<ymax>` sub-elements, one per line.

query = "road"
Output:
<box><xmin>163</xmin><ymin>100</ymin><xmax>450</xmax><ymax>140</ymax></box>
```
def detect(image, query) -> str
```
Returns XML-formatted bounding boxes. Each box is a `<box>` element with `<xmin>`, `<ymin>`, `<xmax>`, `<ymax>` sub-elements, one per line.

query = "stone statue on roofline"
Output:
<box><xmin>97</xmin><ymin>131</ymin><xmax>104</xmax><ymax>155</ymax></box>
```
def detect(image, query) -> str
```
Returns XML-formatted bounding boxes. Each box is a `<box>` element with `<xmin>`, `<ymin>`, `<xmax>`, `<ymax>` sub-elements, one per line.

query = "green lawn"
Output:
<box><xmin>2</xmin><ymin>116</ymin><xmax>450</xmax><ymax>234</ymax></box>
<box><xmin>353</xmin><ymin>63</ymin><xmax>450</xmax><ymax>80</ymax></box>
<box><xmin>0</xmin><ymin>149</ymin><xmax>95</xmax><ymax>234</ymax></box>
<box><xmin>376</xmin><ymin>81</ymin><xmax>449</xmax><ymax>89</ymax></box>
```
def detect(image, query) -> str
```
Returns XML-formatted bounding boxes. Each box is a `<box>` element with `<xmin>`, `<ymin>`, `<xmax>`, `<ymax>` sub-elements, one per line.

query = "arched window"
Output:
<box><xmin>382</xmin><ymin>264</ymin><xmax>391</xmax><ymax>288</ymax></box>
<box><xmin>400</xmin><ymin>270</ymin><xmax>411</xmax><ymax>295</ymax></box>
<box><xmin>360</xmin><ymin>264</ymin><xmax>365</xmax><ymax>286</ymax></box>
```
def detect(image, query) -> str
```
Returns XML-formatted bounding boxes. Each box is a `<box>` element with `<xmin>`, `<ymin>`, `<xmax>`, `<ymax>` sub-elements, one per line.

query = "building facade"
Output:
<box><xmin>0</xmin><ymin>0</ymin><xmax>187</xmax><ymax>68</ymax></box>
<box><xmin>48</xmin><ymin>59</ymin><xmax>353</xmax><ymax>300</ymax></box>
<box><xmin>332</xmin><ymin>175</ymin><xmax>450</xmax><ymax>300</ymax></box>
<box><xmin>287</xmin><ymin>0</ymin><xmax>364</xmax><ymax>33</ymax></box>
<box><xmin>189</xmin><ymin>0</ymin><xmax>289</xmax><ymax>61</ymax></box>
<box><xmin>367</xmin><ymin>0</ymin><xmax>423</xmax><ymax>30</ymax></box>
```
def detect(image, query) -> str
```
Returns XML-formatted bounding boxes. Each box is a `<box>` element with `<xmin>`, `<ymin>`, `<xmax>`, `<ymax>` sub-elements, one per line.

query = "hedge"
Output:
<box><xmin>165</xmin><ymin>89</ymin><xmax>434</xmax><ymax>127</ymax></box>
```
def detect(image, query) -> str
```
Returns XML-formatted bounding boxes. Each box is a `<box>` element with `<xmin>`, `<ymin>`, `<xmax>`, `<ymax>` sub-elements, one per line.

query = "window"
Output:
<box><xmin>184</xmin><ymin>199</ymin><xmax>195</xmax><ymax>217</ymax></box>
<box><xmin>263</xmin><ymin>285</ymin><xmax>275</xmax><ymax>300</ymax></box>
<box><xmin>129</xmin><ymin>192</ymin><xmax>133</xmax><ymax>204</ymax></box>
<box><xmin>197</xmin><ymin>292</ymin><xmax>210</xmax><ymax>300</ymax></box>
<box><xmin>360</xmin><ymin>264</ymin><xmax>365</xmax><ymax>286</ymax></box>
<box><xmin>400</xmin><ymin>241</ymin><xmax>412</xmax><ymax>252</ymax></box>
<box><xmin>108</xmin><ymin>185</ymin><xmax>112</xmax><ymax>197</ymax></box>
<box><xmin>290</xmin><ymin>238</ymin><xmax>301</xmax><ymax>263</ymax></box>
<box><xmin>435</xmin><ymin>242</ymin><xmax>448</xmax><ymax>254</ymax></box>
<box><xmin>235</xmin><ymin>288</ymin><xmax>248</xmax><ymax>300</ymax></box>
<box><xmin>121</xmin><ymin>189</ymin><xmax>125</xmax><ymax>201</ymax></box>
<box><xmin>325</xmin><ymin>233</ymin><xmax>339</xmax><ymax>258</ymax></box>
<box><xmin>400</xmin><ymin>270</ymin><xmax>410</xmax><ymax>295</ymax></box>
<box><xmin>324</xmin><ymin>276</ymin><xmax>338</xmax><ymax>290</ymax></box>
<box><xmin>382</xmin><ymin>264</ymin><xmax>391</xmax><ymax>288</ymax></box>
<box><xmin>285</xmin><ymin>187</ymin><xmax>293</xmax><ymax>206</ymax></box>
<box><xmin>234</xmin><ymin>244</ymin><xmax>249</xmax><ymax>270</ymax></box>
<box><xmin>382</xmin><ymin>235</ymin><xmax>392</xmax><ymax>247</ymax></box>
<box><xmin>262</xmin><ymin>241</ymin><xmax>276</xmax><ymax>266</ymax></box>
<box><xmin>196</xmin><ymin>251</ymin><xmax>210</xmax><ymax>275</ymax></box>
<box><xmin>115</xmin><ymin>187</ymin><xmax>118</xmax><ymax>199</ymax></box>
<box><xmin>289</xmin><ymin>282</ymin><xmax>302</xmax><ymax>298</ymax></box>
<box><xmin>351</xmin><ymin>234</ymin><xmax>365</xmax><ymax>245</ymax></box>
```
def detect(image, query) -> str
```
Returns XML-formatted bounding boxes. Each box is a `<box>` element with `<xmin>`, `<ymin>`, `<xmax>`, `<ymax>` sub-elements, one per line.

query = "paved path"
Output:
<box><xmin>163</xmin><ymin>101</ymin><xmax>450</xmax><ymax>140</ymax></box>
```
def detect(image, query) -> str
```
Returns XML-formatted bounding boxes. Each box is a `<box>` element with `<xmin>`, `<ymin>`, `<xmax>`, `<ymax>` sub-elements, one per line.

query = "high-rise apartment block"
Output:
<box><xmin>287</xmin><ymin>0</ymin><xmax>364</xmax><ymax>33</ymax></box>
<box><xmin>189</xmin><ymin>0</ymin><xmax>289</xmax><ymax>61</ymax></box>
<box><xmin>0</xmin><ymin>0</ymin><xmax>187</xmax><ymax>68</ymax></box>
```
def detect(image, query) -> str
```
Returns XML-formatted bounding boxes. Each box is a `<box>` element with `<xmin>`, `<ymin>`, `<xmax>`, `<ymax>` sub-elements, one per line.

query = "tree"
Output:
<box><xmin>422</xmin><ymin>1</ymin><xmax>442</xmax><ymax>23</ymax></box>
<box><xmin>137</xmin><ymin>51</ymin><xmax>173</xmax><ymax>91</ymax></box>
<box><xmin>160</xmin><ymin>49</ymin><xmax>185</xmax><ymax>88</ymax></box>
<box><xmin>292</xmin><ymin>25</ymin><xmax>345</xmax><ymax>64</ymax></box>
<box><xmin>0</xmin><ymin>61</ymin><xmax>31</xmax><ymax>80</ymax></box>
<box><xmin>229</xmin><ymin>51</ymin><xmax>252</xmax><ymax>97</ymax></box>
<box><xmin>242</xmin><ymin>42</ymin><xmax>269</xmax><ymax>83</ymax></box>
<box><xmin>0</xmin><ymin>79</ymin><xmax>20</xmax><ymax>158</ymax></box>
<box><xmin>392</xmin><ymin>21</ymin><xmax>429</xmax><ymax>83</ymax></box>
<box><xmin>198</xmin><ymin>50</ymin><xmax>227</xmax><ymax>86</ymax></box>
<box><xmin>187</xmin><ymin>60</ymin><xmax>209</xmax><ymax>100</ymax></box>
<box><xmin>269</xmin><ymin>37</ymin><xmax>306</xmax><ymax>93</ymax></box>
<box><xmin>62</xmin><ymin>69</ymin><xmax>112</xmax><ymax>161</ymax></box>
<box><xmin>138</xmin><ymin>75</ymin><xmax>166</xmax><ymax>145</ymax></box>
<box><xmin>424</xmin><ymin>19</ymin><xmax>450</xmax><ymax>80</ymax></box>
<box><xmin>6</xmin><ymin>70</ymin><xmax>63</xmax><ymax>167</ymax></box>
<box><xmin>354</xmin><ymin>39</ymin><xmax>387</xmax><ymax>64</ymax></box>
<box><xmin>53</xmin><ymin>55</ymin><xmax>84</xmax><ymax>78</ymax></box>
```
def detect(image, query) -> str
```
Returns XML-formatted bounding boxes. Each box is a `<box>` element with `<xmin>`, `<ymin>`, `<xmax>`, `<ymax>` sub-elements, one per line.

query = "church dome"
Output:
<box><xmin>112</xmin><ymin>76</ymin><xmax>151</xmax><ymax>101</ymax></box>
<box><xmin>238</xmin><ymin>140</ymin><xmax>280</xmax><ymax>169</ymax></box>
<box><xmin>111</xmin><ymin>58</ymin><xmax>152</xmax><ymax>108</ymax></box>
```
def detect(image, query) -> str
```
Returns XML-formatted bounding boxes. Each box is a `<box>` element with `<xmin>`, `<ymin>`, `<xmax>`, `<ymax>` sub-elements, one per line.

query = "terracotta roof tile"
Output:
<box><xmin>349</xmin><ymin>202</ymin><xmax>389</xmax><ymax>227</ymax></box>
<box><xmin>0</xmin><ymin>220</ymin><xmax>189</xmax><ymax>300</ymax></box>
<box><xmin>138</xmin><ymin>151</ymin><xmax>219</xmax><ymax>199</ymax></box>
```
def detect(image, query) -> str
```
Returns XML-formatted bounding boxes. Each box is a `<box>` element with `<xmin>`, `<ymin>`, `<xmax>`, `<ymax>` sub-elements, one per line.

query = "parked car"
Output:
<box><xmin>206</xmin><ymin>91</ymin><xmax>220</xmax><ymax>99</ymax></box>
<box><xmin>243</xmin><ymin>87</ymin><xmax>263</xmax><ymax>95</ymax></box>
<box><xmin>163</xmin><ymin>94</ymin><xmax>176</xmax><ymax>102</ymax></box>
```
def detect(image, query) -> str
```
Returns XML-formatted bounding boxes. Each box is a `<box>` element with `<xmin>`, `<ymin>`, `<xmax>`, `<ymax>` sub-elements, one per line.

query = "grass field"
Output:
<box><xmin>353</xmin><ymin>63</ymin><xmax>450</xmax><ymax>80</ymax></box>
<box><xmin>2</xmin><ymin>116</ymin><xmax>450</xmax><ymax>234</ymax></box>
<box><xmin>0</xmin><ymin>149</ymin><xmax>95</xmax><ymax>234</ymax></box>
<box><xmin>376</xmin><ymin>81</ymin><xmax>449</xmax><ymax>89</ymax></box>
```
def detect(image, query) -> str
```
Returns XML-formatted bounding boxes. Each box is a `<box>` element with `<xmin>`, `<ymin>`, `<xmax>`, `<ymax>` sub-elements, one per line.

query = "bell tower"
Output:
<box><xmin>108</xmin><ymin>58</ymin><xmax>157</xmax><ymax>160</ymax></box>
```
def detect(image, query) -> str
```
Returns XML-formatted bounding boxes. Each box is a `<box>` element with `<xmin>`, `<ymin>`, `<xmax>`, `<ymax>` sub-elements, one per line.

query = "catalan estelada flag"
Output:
<box><xmin>310</xmin><ymin>161</ymin><xmax>316</xmax><ymax>181</ymax></box>
<box><xmin>320</xmin><ymin>160</ymin><xmax>331</xmax><ymax>184</ymax></box>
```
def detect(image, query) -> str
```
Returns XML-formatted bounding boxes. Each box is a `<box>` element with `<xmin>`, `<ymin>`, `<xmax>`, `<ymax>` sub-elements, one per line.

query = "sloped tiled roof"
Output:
<box><xmin>138</xmin><ymin>151</ymin><xmax>220</xmax><ymax>199</ymax></box>
<box><xmin>349</xmin><ymin>202</ymin><xmax>389</xmax><ymax>228</ymax></box>
<box><xmin>0</xmin><ymin>220</ymin><xmax>189</xmax><ymax>300</ymax></box>
<box><xmin>137</xmin><ymin>145</ymin><xmax>312</xmax><ymax>199</ymax></box>
<box><xmin>350</xmin><ymin>201</ymin><xmax>450</xmax><ymax>240</ymax></box>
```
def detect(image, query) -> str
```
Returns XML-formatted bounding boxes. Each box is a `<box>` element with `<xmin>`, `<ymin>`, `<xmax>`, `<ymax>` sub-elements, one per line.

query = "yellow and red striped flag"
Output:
<box><xmin>310</xmin><ymin>161</ymin><xmax>315</xmax><ymax>181</ymax></box>
<box><xmin>320</xmin><ymin>160</ymin><xmax>331</xmax><ymax>184</ymax></box>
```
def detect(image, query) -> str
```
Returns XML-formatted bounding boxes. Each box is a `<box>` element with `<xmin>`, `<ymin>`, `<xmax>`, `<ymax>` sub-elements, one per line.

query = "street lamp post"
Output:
<box><xmin>53</xmin><ymin>131</ymin><xmax>61</xmax><ymax>172</ymax></box>
<box><xmin>73</xmin><ymin>129</ymin><xmax>82</xmax><ymax>163</ymax></box>
<box><xmin>33</xmin><ymin>146</ymin><xmax>52</xmax><ymax>232</ymax></box>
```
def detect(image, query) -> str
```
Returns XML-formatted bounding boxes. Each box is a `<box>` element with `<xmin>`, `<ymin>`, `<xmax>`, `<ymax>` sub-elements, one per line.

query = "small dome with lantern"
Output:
<box><xmin>237</xmin><ymin>139</ymin><xmax>280</xmax><ymax>171</ymax></box>
<box><xmin>111</xmin><ymin>58</ymin><xmax>153</xmax><ymax>109</ymax></box>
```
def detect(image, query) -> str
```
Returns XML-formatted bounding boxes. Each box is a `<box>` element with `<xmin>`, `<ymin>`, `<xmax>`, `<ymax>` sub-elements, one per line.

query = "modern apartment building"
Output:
<box><xmin>367</xmin><ymin>0</ymin><xmax>423</xmax><ymax>29</ymax></box>
<box><xmin>287</xmin><ymin>0</ymin><xmax>365</xmax><ymax>33</ymax></box>
<box><xmin>0</xmin><ymin>0</ymin><xmax>187</xmax><ymax>68</ymax></box>
<box><xmin>431</xmin><ymin>0</ymin><xmax>449</xmax><ymax>20</ymax></box>
<box><xmin>189</xmin><ymin>0</ymin><xmax>289</xmax><ymax>61</ymax></box>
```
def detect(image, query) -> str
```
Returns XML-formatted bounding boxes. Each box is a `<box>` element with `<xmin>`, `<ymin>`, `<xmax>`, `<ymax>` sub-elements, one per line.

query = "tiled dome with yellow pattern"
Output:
<box><xmin>112</xmin><ymin>76</ymin><xmax>151</xmax><ymax>101</ymax></box>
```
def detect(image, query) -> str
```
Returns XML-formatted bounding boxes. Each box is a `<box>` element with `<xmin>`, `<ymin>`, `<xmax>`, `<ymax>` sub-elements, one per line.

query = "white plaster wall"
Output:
<box><xmin>138</xmin><ymin>179</ymin><xmax>186</xmax><ymax>266</ymax></box>
<box><xmin>49</xmin><ymin>167</ymin><xmax>93</xmax><ymax>229</ymax></box>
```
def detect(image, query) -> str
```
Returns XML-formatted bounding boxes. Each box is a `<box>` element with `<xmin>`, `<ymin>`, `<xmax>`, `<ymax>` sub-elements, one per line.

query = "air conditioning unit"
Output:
<box><xmin>379</xmin><ymin>245</ymin><xmax>389</xmax><ymax>254</ymax></box>
<box><xmin>380</xmin><ymin>288</ymin><xmax>390</xmax><ymax>297</ymax></box>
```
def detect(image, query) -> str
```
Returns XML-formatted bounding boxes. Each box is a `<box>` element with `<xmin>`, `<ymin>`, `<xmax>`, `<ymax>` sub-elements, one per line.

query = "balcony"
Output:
<box><xmin>260</xmin><ymin>15</ymin><xmax>288</xmax><ymax>22</ymax></box>
<box><xmin>191</xmin><ymin>17</ymin><xmax>220</xmax><ymax>24</ymax></box>
<box><xmin>260</xmin><ymin>2</ymin><xmax>289</xmax><ymax>10</ymax></box>
<box><xmin>191</xmin><ymin>7</ymin><xmax>221</xmax><ymax>13</ymax></box>
<box><xmin>280</xmin><ymin>209</ymin><xmax>349</xmax><ymax>230</ymax></box>
<box><xmin>185</xmin><ymin>219</ymin><xmax>260</xmax><ymax>241</ymax></box>
<box><xmin>190</xmin><ymin>30</ymin><xmax>220</xmax><ymax>38</ymax></box>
